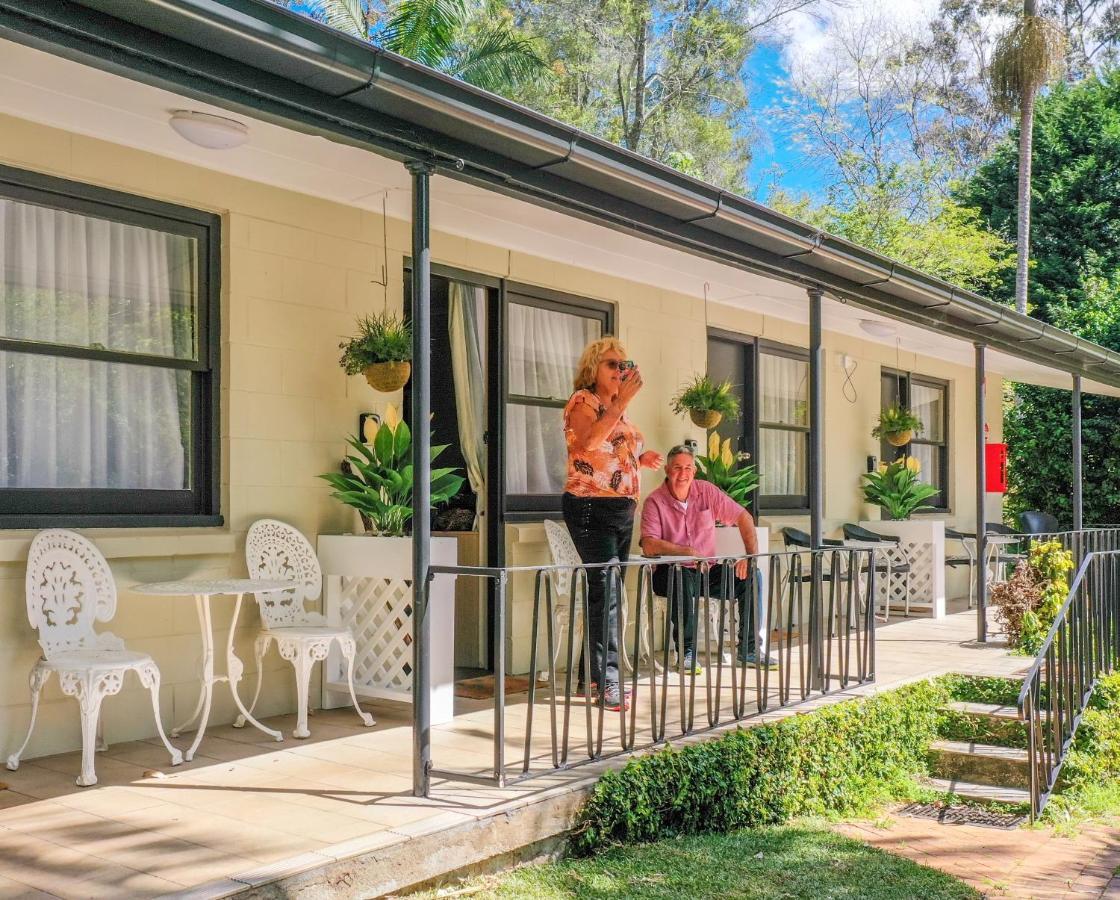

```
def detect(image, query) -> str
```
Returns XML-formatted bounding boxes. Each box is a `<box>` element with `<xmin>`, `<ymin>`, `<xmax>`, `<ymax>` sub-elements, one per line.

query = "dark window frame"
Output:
<box><xmin>880</xmin><ymin>368</ymin><xmax>950</xmax><ymax>511</ymax></box>
<box><xmin>0</xmin><ymin>164</ymin><xmax>221</xmax><ymax>528</ymax></box>
<box><xmin>503</xmin><ymin>283</ymin><xmax>613</xmax><ymax>519</ymax></box>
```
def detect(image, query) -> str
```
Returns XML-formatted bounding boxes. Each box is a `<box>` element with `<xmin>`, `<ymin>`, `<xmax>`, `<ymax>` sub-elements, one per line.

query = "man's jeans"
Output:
<box><xmin>653</xmin><ymin>564</ymin><xmax>767</xmax><ymax>658</ymax></box>
<box><xmin>561</xmin><ymin>493</ymin><xmax>636</xmax><ymax>689</ymax></box>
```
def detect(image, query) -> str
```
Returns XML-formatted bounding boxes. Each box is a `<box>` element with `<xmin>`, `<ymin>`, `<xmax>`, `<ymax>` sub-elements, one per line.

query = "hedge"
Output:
<box><xmin>571</xmin><ymin>679</ymin><xmax>947</xmax><ymax>855</ymax></box>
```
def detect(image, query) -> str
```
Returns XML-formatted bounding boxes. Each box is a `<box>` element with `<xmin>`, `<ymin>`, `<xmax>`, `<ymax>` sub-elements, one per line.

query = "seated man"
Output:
<box><xmin>639</xmin><ymin>444</ymin><xmax>776</xmax><ymax>673</ymax></box>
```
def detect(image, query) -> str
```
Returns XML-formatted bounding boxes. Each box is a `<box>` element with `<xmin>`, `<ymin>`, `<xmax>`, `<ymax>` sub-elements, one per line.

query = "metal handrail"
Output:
<box><xmin>426</xmin><ymin>545</ymin><xmax>877</xmax><ymax>790</ymax></box>
<box><xmin>1017</xmin><ymin>533</ymin><xmax>1120</xmax><ymax>820</ymax></box>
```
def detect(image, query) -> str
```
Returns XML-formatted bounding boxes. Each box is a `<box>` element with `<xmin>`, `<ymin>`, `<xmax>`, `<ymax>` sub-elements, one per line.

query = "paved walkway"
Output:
<box><xmin>837</xmin><ymin>814</ymin><xmax>1120</xmax><ymax>899</ymax></box>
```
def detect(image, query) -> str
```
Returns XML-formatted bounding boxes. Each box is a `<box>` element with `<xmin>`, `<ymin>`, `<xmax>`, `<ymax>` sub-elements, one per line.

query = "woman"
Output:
<box><xmin>562</xmin><ymin>337</ymin><xmax>662</xmax><ymax>711</ymax></box>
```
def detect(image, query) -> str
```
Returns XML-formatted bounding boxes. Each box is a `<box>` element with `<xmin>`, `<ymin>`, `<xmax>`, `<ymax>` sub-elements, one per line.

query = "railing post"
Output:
<box><xmin>807</xmin><ymin>287</ymin><xmax>824</xmax><ymax>550</ymax></box>
<box><xmin>975</xmin><ymin>343</ymin><xmax>988</xmax><ymax>643</ymax></box>
<box><xmin>1072</xmin><ymin>375</ymin><xmax>1083</xmax><ymax>531</ymax></box>
<box><xmin>407</xmin><ymin>159</ymin><xmax>435</xmax><ymax>798</ymax></box>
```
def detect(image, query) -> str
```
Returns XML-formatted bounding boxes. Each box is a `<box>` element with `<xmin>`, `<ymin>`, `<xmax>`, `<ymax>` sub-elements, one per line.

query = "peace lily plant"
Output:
<box><xmin>695</xmin><ymin>432</ymin><xmax>759</xmax><ymax>512</ymax></box>
<box><xmin>860</xmin><ymin>456</ymin><xmax>939</xmax><ymax>520</ymax></box>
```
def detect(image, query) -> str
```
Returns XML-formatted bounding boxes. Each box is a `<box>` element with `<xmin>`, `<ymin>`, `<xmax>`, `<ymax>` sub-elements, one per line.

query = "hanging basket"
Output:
<box><xmin>689</xmin><ymin>409</ymin><xmax>723</xmax><ymax>429</ymax></box>
<box><xmin>885</xmin><ymin>429</ymin><xmax>913</xmax><ymax>447</ymax></box>
<box><xmin>363</xmin><ymin>361</ymin><xmax>411</xmax><ymax>393</ymax></box>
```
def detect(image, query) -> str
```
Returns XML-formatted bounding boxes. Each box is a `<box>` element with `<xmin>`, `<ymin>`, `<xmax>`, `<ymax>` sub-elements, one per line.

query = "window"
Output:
<box><xmin>881</xmin><ymin>370</ymin><xmax>949</xmax><ymax>510</ymax></box>
<box><xmin>758</xmin><ymin>346</ymin><xmax>810</xmax><ymax>510</ymax></box>
<box><xmin>0</xmin><ymin>167</ymin><xmax>220</xmax><ymax>527</ymax></box>
<box><xmin>504</xmin><ymin>288</ymin><xmax>612</xmax><ymax>515</ymax></box>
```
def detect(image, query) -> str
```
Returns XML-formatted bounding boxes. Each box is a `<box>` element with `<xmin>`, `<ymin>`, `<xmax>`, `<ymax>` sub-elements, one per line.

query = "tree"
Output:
<box><xmin>988</xmin><ymin>2</ymin><xmax>1066</xmax><ymax>314</ymax></box>
<box><xmin>278</xmin><ymin>0</ymin><xmax>548</xmax><ymax>94</ymax></box>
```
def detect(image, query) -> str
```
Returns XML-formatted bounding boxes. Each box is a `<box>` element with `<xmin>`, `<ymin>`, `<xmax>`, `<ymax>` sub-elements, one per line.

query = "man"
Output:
<box><xmin>639</xmin><ymin>444</ymin><xmax>776</xmax><ymax>673</ymax></box>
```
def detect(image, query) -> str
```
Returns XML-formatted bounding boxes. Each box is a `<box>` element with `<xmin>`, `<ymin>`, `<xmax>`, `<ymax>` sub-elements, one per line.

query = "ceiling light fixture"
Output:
<box><xmin>858</xmin><ymin>318</ymin><xmax>898</xmax><ymax>339</ymax></box>
<box><xmin>168</xmin><ymin>110</ymin><xmax>249</xmax><ymax>150</ymax></box>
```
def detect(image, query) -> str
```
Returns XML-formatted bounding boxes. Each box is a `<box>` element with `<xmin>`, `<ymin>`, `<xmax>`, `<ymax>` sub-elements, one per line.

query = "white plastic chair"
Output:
<box><xmin>6</xmin><ymin>530</ymin><xmax>182</xmax><ymax>786</ymax></box>
<box><xmin>242</xmin><ymin>519</ymin><xmax>373</xmax><ymax>739</ymax></box>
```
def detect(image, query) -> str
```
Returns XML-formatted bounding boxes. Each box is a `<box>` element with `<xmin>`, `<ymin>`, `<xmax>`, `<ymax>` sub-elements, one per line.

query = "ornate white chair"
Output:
<box><xmin>7</xmin><ymin>530</ymin><xmax>182</xmax><ymax>786</ymax></box>
<box><xmin>241</xmin><ymin>519</ymin><xmax>373</xmax><ymax>739</ymax></box>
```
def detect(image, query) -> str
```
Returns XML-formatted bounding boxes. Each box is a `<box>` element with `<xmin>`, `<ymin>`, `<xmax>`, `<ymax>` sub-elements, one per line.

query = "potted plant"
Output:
<box><xmin>338</xmin><ymin>312</ymin><xmax>412</xmax><ymax>393</ymax></box>
<box><xmin>860</xmin><ymin>457</ymin><xmax>939</xmax><ymax>520</ymax></box>
<box><xmin>871</xmin><ymin>405</ymin><xmax>923</xmax><ymax>447</ymax></box>
<box><xmin>695</xmin><ymin>432</ymin><xmax>759</xmax><ymax>514</ymax></box>
<box><xmin>671</xmin><ymin>374</ymin><xmax>741</xmax><ymax>429</ymax></box>
<box><xmin>318</xmin><ymin>405</ymin><xmax>464</xmax><ymax>535</ymax></box>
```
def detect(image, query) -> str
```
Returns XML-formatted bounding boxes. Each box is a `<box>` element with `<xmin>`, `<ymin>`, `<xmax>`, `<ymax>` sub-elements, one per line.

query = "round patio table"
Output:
<box><xmin>132</xmin><ymin>578</ymin><xmax>297</xmax><ymax>761</ymax></box>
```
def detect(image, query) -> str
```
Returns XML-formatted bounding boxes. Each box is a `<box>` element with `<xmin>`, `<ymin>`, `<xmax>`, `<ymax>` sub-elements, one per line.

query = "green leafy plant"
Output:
<box><xmin>870</xmin><ymin>405</ymin><xmax>923</xmax><ymax>441</ymax></box>
<box><xmin>860</xmin><ymin>457</ymin><xmax>939</xmax><ymax>520</ymax></box>
<box><xmin>695</xmin><ymin>432</ymin><xmax>758</xmax><ymax>512</ymax></box>
<box><xmin>318</xmin><ymin>405</ymin><xmax>464</xmax><ymax>536</ymax></box>
<box><xmin>670</xmin><ymin>374</ymin><xmax>741</xmax><ymax>420</ymax></box>
<box><xmin>991</xmin><ymin>539</ymin><xmax>1073</xmax><ymax>654</ymax></box>
<box><xmin>337</xmin><ymin>312</ymin><xmax>412</xmax><ymax>375</ymax></box>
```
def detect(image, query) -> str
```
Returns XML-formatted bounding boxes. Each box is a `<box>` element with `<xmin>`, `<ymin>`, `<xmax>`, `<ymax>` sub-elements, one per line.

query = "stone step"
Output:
<box><xmin>929</xmin><ymin>740</ymin><xmax>1030</xmax><ymax>790</ymax></box>
<box><xmin>943</xmin><ymin>701</ymin><xmax>1020</xmax><ymax>721</ymax></box>
<box><xmin>927</xmin><ymin>776</ymin><xmax>1031</xmax><ymax>806</ymax></box>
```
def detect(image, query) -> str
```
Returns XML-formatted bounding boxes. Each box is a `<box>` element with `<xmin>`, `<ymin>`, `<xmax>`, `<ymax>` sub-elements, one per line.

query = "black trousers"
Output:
<box><xmin>652</xmin><ymin>564</ymin><xmax>761</xmax><ymax>657</ymax></box>
<box><xmin>561</xmin><ymin>493</ymin><xmax>636</xmax><ymax>688</ymax></box>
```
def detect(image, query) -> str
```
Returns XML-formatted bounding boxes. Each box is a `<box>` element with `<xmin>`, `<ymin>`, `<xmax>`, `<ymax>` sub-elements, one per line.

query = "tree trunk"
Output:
<box><xmin>1015</xmin><ymin>87</ymin><xmax>1035</xmax><ymax>316</ymax></box>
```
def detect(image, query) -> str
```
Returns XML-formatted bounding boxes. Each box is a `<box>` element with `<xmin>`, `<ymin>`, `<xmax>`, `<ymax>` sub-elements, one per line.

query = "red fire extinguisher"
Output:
<box><xmin>985</xmin><ymin>424</ymin><xmax>1008</xmax><ymax>493</ymax></box>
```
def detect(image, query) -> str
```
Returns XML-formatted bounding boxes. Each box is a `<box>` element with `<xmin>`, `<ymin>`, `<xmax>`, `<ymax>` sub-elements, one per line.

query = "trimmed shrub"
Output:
<box><xmin>571</xmin><ymin>679</ymin><xmax>947</xmax><ymax>855</ymax></box>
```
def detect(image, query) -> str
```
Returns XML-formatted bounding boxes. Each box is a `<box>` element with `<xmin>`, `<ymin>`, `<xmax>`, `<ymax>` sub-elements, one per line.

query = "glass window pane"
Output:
<box><xmin>507</xmin><ymin>303</ymin><xmax>600</xmax><ymax>401</ymax></box>
<box><xmin>910</xmin><ymin>444</ymin><xmax>942</xmax><ymax>492</ymax></box>
<box><xmin>1</xmin><ymin>351</ymin><xmax>190</xmax><ymax>489</ymax></box>
<box><xmin>760</xmin><ymin>427</ymin><xmax>807</xmax><ymax>497</ymax></box>
<box><xmin>0</xmin><ymin>197</ymin><xmax>198</xmax><ymax>360</ymax></box>
<box><xmin>759</xmin><ymin>353</ymin><xmax>808</xmax><ymax>426</ymax></box>
<box><xmin>505</xmin><ymin>402</ymin><xmax>566</xmax><ymax>495</ymax></box>
<box><xmin>911</xmin><ymin>382</ymin><xmax>944</xmax><ymax>442</ymax></box>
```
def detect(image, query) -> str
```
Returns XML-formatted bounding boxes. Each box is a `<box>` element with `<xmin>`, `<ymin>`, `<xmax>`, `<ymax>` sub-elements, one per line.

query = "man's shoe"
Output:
<box><xmin>601</xmin><ymin>683</ymin><xmax>630</xmax><ymax>711</ymax></box>
<box><xmin>739</xmin><ymin>651</ymin><xmax>779</xmax><ymax>670</ymax></box>
<box><xmin>681</xmin><ymin>651</ymin><xmax>703</xmax><ymax>676</ymax></box>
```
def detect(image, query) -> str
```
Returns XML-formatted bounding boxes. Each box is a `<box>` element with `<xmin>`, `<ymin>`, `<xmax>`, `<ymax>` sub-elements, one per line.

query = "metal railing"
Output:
<box><xmin>426</xmin><ymin>546</ymin><xmax>878</xmax><ymax>790</ymax></box>
<box><xmin>1017</xmin><ymin>529</ymin><xmax>1120</xmax><ymax>820</ymax></box>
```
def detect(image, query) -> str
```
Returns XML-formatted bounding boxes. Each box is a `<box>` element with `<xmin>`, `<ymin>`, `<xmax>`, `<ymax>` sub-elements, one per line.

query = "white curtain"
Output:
<box><xmin>0</xmin><ymin>197</ymin><xmax>192</xmax><ymax>489</ymax></box>
<box><xmin>759</xmin><ymin>352</ymin><xmax>809</xmax><ymax>497</ymax></box>
<box><xmin>448</xmin><ymin>280</ymin><xmax>486</xmax><ymax>522</ymax></box>
<box><xmin>506</xmin><ymin>302</ymin><xmax>599</xmax><ymax>494</ymax></box>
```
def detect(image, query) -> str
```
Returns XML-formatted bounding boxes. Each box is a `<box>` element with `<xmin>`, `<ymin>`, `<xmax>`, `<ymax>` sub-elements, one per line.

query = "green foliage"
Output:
<box><xmin>570</xmin><ymin>679</ymin><xmax>947</xmax><ymax>855</ymax></box>
<box><xmin>861</xmin><ymin>458</ymin><xmax>940</xmax><ymax>520</ymax></box>
<box><xmin>989</xmin><ymin>540</ymin><xmax>1073</xmax><ymax>654</ymax></box>
<box><xmin>694</xmin><ymin>432</ymin><xmax>757</xmax><ymax>510</ymax></box>
<box><xmin>871</xmin><ymin>404</ymin><xmax>923</xmax><ymax>441</ymax></box>
<box><xmin>318</xmin><ymin>412</ymin><xmax>464</xmax><ymax>535</ymax></box>
<box><xmin>413</xmin><ymin>825</ymin><xmax>980</xmax><ymax>899</ymax></box>
<box><xmin>337</xmin><ymin>312</ymin><xmax>412</xmax><ymax>374</ymax></box>
<box><xmin>939</xmin><ymin>674</ymin><xmax>1024</xmax><ymax>707</ymax></box>
<box><xmin>669</xmin><ymin>374</ymin><xmax>741</xmax><ymax>419</ymax></box>
<box><xmin>936</xmin><ymin>675</ymin><xmax>1029</xmax><ymax>749</ymax></box>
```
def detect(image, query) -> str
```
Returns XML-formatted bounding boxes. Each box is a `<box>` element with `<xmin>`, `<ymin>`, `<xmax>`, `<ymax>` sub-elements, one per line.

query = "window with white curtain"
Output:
<box><xmin>758</xmin><ymin>347</ymin><xmax>810</xmax><ymax>509</ymax></box>
<box><xmin>504</xmin><ymin>291</ymin><xmax>610</xmax><ymax>513</ymax></box>
<box><xmin>881</xmin><ymin>370</ymin><xmax>949</xmax><ymax>509</ymax></box>
<box><xmin>0</xmin><ymin>169</ymin><xmax>219</xmax><ymax>526</ymax></box>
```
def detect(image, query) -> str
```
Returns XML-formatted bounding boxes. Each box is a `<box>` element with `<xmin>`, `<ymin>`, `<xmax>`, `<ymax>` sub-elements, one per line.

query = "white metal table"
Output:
<box><xmin>132</xmin><ymin>578</ymin><xmax>297</xmax><ymax>761</ymax></box>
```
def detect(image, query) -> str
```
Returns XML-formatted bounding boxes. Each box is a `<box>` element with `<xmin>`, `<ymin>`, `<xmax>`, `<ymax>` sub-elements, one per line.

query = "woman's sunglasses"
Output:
<box><xmin>602</xmin><ymin>359</ymin><xmax>635</xmax><ymax>371</ymax></box>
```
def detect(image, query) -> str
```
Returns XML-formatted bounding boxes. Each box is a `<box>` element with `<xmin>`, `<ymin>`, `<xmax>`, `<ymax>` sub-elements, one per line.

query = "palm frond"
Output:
<box><xmin>298</xmin><ymin>0</ymin><xmax>372</xmax><ymax>40</ymax></box>
<box><xmin>382</xmin><ymin>0</ymin><xmax>466</xmax><ymax>67</ymax></box>
<box><xmin>448</xmin><ymin>20</ymin><xmax>548</xmax><ymax>93</ymax></box>
<box><xmin>989</xmin><ymin>15</ymin><xmax>1067</xmax><ymax>114</ymax></box>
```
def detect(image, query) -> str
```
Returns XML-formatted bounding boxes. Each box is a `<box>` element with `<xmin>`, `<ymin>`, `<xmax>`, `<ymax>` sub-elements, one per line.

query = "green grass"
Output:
<box><xmin>415</xmin><ymin>826</ymin><xmax>980</xmax><ymax>899</ymax></box>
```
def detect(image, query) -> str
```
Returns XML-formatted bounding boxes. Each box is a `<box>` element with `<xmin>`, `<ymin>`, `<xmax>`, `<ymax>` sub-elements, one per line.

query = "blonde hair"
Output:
<box><xmin>573</xmin><ymin>336</ymin><xmax>628</xmax><ymax>392</ymax></box>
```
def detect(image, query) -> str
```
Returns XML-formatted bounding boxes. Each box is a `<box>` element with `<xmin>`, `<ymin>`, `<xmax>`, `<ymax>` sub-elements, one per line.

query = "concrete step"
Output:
<box><xmin>929</xmin><ymin>740</ymin><xmax>1030</xmax><ymax>790</ymax></box>
<box><xmin>944</xmin><ymin>701</ymin><xmax>1020</xmax><ymax>721</ymax></box>
<box><xmin>927</xmin><ymin>776</ymin><xmax>1031</xmax><ymax>806</ymax></box>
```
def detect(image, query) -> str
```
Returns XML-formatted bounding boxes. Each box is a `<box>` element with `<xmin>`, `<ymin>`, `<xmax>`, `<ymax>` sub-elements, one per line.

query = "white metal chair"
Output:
<box><xmin>242</xmin><ymin>519</ymin><xmax>373</xmax><ymax>738</ymax></box>
<box><xmin>7</xmin><ymin>530</ymin><xmax>182</xmax><ymax>786</ymax></box>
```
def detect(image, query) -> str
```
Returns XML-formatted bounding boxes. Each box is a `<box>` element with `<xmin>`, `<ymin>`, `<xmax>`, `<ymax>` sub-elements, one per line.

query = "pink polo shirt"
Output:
<box><xmin>640</xmin><ymin>479</ymin><xmax>748</xmax><ymax>564</ymax></box>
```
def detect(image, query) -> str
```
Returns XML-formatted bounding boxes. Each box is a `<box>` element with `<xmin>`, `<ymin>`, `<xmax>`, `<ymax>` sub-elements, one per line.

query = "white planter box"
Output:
<box><xmin>317</xmin><ymin>534</ymin><xmax>458</xmax><ymax>724</ymax></box>
<box><xmin>859</xmin><ymin>519</ymin><xmax>946</xmax><ymax>619</ymax></box>
<box><xmin>714</xmin><ymin>525</ymin><xmax>770</xmax><ymax>648</ymax></box>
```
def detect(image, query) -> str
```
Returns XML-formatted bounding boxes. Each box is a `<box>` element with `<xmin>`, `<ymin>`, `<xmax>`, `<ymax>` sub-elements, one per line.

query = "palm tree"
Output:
<box><xmin>989</xmin><ymin>0</ymin><xmax>1066</xmax><ymax>316</ymax></box>
<box><xmin>287</xmin><ymin>0</ymin><xmax>547</xmax><ymax>95</ymax></box>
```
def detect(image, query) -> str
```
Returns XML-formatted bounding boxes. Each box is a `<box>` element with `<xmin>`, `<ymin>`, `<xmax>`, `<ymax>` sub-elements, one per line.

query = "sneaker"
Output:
<box><xmin>739</xmin><ymin>651</ymin><xmax>779</xmax><ymax>670</ymax></box>
<box><xmin>681</xmin><ymin>651</ymin><xmax>703</xmax><ymax>676</ymax></box>
<box><xmin>601</xmin><ymin>683</ymin><xmax>630</xmax><ymax>711</ymax></box>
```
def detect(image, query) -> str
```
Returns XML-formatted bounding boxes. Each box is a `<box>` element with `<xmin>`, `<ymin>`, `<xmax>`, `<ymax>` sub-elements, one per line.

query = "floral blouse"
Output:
<box><xmin>562</xmin><ymin>389</ymin><xmax>644</xmax><ymax>499</ymax></box>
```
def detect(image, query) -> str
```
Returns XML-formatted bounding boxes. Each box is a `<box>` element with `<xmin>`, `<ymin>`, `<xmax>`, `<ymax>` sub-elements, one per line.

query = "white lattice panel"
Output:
<box><xmin>860</xmin><ymin>520</ymin><xmax>946</xmax><ymax>618</ymax></box>
<box><xmin>317</xmin><ymin>535</ymin><xmax>457</xmax><ymax>723</ymax></box>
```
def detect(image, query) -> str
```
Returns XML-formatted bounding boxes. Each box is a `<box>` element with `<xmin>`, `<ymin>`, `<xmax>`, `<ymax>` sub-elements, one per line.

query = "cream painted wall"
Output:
<box><xmin>0</xmin><ymin>112</ymin><xmax>1005</xmax><ymax>755</ymax></box>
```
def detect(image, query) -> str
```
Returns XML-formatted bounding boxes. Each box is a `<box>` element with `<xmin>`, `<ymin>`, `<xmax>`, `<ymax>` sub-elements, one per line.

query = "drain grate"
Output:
<box><xmin>898</xmin><ymin>802</ymin><xmax>1027</xmax><ymax>830</ymax></box>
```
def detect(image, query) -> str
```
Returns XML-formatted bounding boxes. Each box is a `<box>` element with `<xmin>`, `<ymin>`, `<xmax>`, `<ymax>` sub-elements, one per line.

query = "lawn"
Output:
<box><xmin>416</xmin><ymin>825</ymin><xmax>980</xmax><ymax>899</ymax></box>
